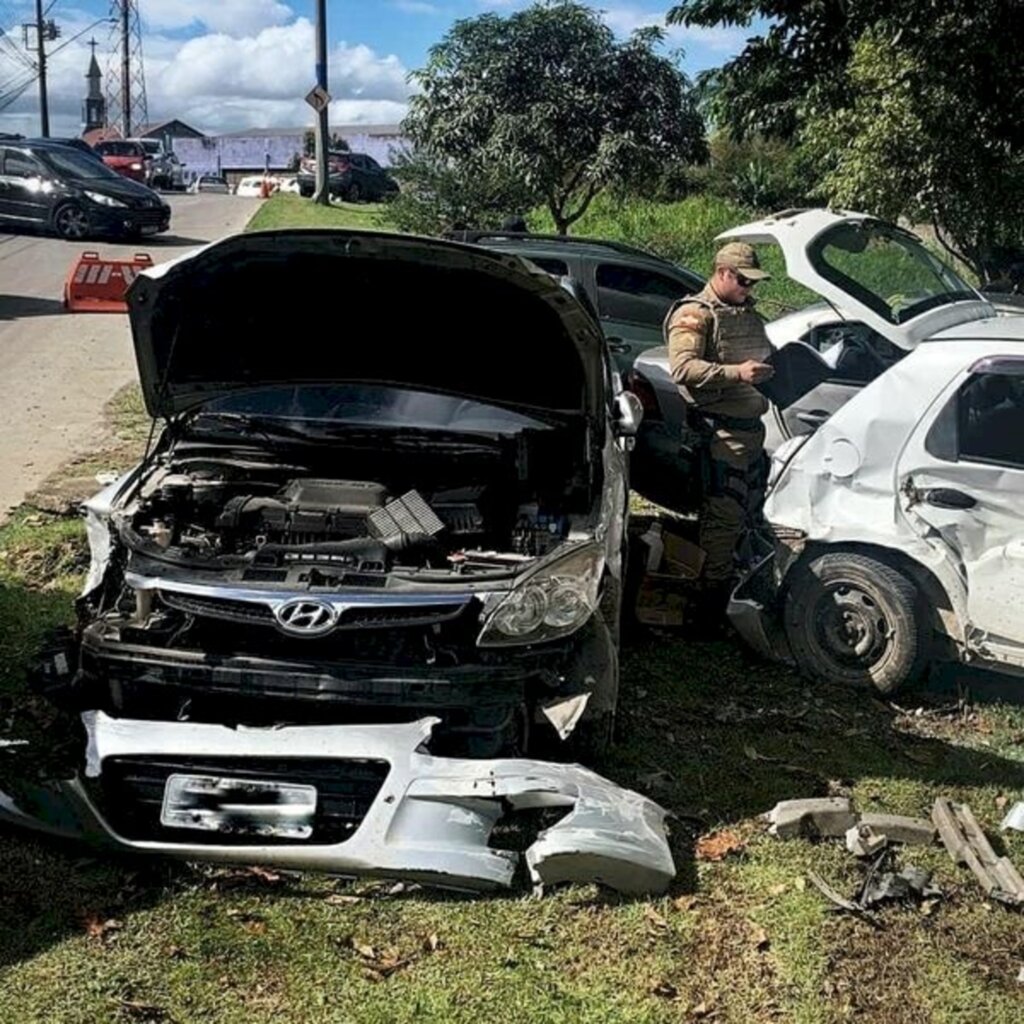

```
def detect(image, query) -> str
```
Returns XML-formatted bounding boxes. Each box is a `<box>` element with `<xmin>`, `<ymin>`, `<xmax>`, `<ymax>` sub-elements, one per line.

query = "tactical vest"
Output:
<box><xmin>664</xmin><ymin>291</ymin><xmax>770</xmax><ymax>419</ymax></box>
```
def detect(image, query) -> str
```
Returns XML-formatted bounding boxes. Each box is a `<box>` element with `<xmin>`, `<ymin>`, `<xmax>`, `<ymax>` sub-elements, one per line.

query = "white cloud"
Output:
<box><xmin>600</xmin><ymin>5</ymin><xmax>752</xmax><ymax>56</ymax></box>
<box><xmin>142</xmin><ymin>0</ymin><xmax>294</xmax><ymax>38</ymax></box>
<box><xmin>0</xmin><ymin>15</ymin><xmax>412</xmax><ymax>137</ymax></box>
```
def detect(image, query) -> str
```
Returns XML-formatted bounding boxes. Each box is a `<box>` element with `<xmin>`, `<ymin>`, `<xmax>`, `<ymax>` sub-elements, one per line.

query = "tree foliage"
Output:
<box><xmin>386</xmin><ymin>148</ymin><xmax>536</xmax><ymax>236</ymax></box>
<box><xmin>404</xmin><ymin>0</ymin><xmax>706</xmax><ymax>234</ymax></box>
<box><xmin>668</xmin><ymin>0</ymin><xmax>1024</xmax><ymax>278</ymax></box>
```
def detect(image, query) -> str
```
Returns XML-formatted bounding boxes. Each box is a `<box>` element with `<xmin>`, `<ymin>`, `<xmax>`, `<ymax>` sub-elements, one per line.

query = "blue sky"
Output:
<box><xmin>0</xmin><ymin>1</ymin><xmax>758</xmax><ymax>136</ymax></box>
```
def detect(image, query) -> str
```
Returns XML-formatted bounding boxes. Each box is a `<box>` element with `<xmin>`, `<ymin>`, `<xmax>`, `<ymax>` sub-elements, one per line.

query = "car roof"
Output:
<box><xmin>451</xmin><ymin>230</ymin><xmax>700</xmax><ymax>274</ymax></box>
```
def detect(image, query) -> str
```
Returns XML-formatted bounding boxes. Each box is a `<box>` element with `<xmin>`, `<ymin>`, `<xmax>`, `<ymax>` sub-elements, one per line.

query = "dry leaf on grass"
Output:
<box><xmin>651</xmin><ymin>980</ymin><xmax>679</xmax><ymax>999</ymax></box>
<box><xmin>672</xmin><ymin>894</ymin><xmax>698</xmax><ymax>912</ymax></box>
<box><xmin>325</xmin><ymin>893</ymin><xmax>363</xmax><ymax>906</ymax></box>
<box><xmin>83</xmin><ymin>916</ymin><xmax>122</xmax><ymax>941</ymax></box>
<box><xmin>643</xmin><ymin>904</ymin><xmax>669</xmax><ymax>929</ymax></box>
<box><xmin>695</xmin><ymin>829</ymin><xmax>746</xmax><ymax>861</ymax></box>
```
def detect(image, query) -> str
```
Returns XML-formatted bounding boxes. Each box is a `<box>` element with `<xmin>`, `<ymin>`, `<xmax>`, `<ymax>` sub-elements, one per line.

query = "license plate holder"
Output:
<box><xmin>160</xmin><ymin>773</ymin><xmax>317</xmax><ymax>840</ymax></box>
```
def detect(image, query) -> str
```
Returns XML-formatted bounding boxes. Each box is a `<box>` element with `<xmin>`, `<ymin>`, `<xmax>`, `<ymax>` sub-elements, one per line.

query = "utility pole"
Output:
<box><xmin>312</xmin><ymin>0</ymin><xmax>330</xmax><ymax>206</ymax></box>
<box><xmin>120</xmin><ymin>0</ymin><xmax>130</xmax><ymax>136</ymax></box>
<box><xmin>25</xmin><ymin>0</ymin><xmax>59</xmax><ymax>136</ymax></box>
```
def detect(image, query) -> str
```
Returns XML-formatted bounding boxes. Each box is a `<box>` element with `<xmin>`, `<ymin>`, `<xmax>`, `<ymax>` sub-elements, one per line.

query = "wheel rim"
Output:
<box><xmin>811</xmin><ymin>582</ymin><xmax>895</xmax><ymax>670</ymax></box>
<box><xmin>56</xmin><ymin>205</ymin><xmax>88</xmax><ymax>239</ymax></box>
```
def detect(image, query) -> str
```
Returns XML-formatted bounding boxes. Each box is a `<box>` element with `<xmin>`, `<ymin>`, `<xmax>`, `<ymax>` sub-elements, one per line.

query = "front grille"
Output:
<box><xmin>96</xmin><ymin>755</ymin><xmax>390</xmax><ymax>845</ymax></box>
<box><xmin>159</xmin><ymin>591</ymin><xmax>468</xmax><ymax>631</ymax></box>
<box><xmin>128</xmin><ymin>207</ymin><xmax>168</xmax><ymax>227</ymax></box>
<box><xmin>336</xmin><ymin>602</ymin><xmax>467</xmax><ymax>629</ymax></box>
<box><xmin>159</xmin><ymin>591</ymin><xmax>275</xmax><ymax>625</ymax></box>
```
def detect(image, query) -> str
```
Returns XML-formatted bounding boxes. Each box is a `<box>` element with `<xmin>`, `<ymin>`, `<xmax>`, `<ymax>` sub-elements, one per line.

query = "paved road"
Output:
<box><xmin>0</xmin><ymin>193</ymin><xmax>260</xmax><ymax>520</ymax></box>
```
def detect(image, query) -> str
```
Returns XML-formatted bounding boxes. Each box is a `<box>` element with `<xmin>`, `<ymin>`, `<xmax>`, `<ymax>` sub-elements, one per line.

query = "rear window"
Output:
<box><xmin>96</xmin><ymin>141</ymin><xmax>144</xmax><ymax>157</ymax></box>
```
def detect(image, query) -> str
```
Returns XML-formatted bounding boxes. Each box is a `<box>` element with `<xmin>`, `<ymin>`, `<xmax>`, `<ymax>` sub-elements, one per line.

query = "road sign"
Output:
<box><xmin>305</xmin><ymin>85</ymin><xmax>331</xmax><ymax>113</ymax></box>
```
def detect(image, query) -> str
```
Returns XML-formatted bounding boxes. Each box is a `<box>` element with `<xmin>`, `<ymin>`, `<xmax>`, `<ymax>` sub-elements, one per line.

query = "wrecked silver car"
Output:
<box><xmin>9</xmin><ymin>230</ymin><xmax>673</xmax><ymax>893</ymax></box>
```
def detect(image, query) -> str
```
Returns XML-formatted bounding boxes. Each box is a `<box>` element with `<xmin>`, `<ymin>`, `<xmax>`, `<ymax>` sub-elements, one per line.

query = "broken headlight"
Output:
<box><xmin>477</xmin><ymin>543</ymin><xmax>603</xmax><ymax>647</ymax></box>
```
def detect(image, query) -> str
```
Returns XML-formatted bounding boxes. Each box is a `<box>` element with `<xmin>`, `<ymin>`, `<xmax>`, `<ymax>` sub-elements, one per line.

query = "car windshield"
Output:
<box><xmin>808</xmin><ymin>221</ymin><xmax>977</xmax><ymax>325</ymax></box>
<box><xmin>39</xmin><ymin>147</ymin><xmax>120</xmax><ymax>180</ymax></box>
<box><xmin>189</xmin><ymin>385</ymin><xmax>553</xmax><ymax>436</ymax></box>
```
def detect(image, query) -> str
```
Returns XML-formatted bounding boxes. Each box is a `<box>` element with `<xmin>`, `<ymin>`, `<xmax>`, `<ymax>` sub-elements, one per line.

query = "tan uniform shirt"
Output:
<box><xmin>665</xmin><ymin>284</ymin><xmax>770</xmax><ymax>420</ymax></box>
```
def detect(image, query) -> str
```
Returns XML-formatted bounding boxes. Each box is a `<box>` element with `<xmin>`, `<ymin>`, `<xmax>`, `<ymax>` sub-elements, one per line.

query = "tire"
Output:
<box><xmin>346</xmin><ymin>183</ymin><xmax>362</xmax><ymax>203</ymax></box>
<box><xmin>784</xmin><ymin>552</ymin><xmax>929</xmax><ymax>695</ymax></box>
<box><xmin>52</xmin><ymin>202</ymin><xmax>89</xmax><ymax>240</ymax></box>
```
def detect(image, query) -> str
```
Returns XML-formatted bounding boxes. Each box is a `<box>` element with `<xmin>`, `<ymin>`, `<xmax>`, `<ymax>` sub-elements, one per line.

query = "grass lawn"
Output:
<box><xmin>2</xmin><ymin>390</ymin><xmax>1024</xmax><ymax>1022</ymax></box>
<box><xmin>245</xmin><ymin>194</ymin><xmax>393</xmax><ymax>232</ymax></box>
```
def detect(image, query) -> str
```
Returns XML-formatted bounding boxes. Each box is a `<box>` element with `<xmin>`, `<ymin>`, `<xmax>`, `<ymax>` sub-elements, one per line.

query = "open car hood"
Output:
<box><xmin>717</xmin><ymin>209</ymin><xmax>995</xmax><ymax>351</ymax></box>
<box><xmin>127</xmin><ymin>230</ymin><xmax>606</xmax><ymax>422</ymax></box>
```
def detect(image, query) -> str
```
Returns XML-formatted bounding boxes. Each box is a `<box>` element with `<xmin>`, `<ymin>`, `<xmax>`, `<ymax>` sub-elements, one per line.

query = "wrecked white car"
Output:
<box><xmin>2</xmin><ymin>229</ymin><xmax>674</xmax><ymax>894</ymax></box>
<box><xmin>726</xmin><ymin>210</ymin><xmax>1024</xmax><ymax>694</ymax></box>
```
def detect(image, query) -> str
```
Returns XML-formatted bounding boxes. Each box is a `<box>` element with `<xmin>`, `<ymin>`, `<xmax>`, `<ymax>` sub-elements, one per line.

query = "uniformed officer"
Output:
<box><xmin>664</xmin><ymin>241</ymin><xmax>775</xmax><ymax>611</ymax></box>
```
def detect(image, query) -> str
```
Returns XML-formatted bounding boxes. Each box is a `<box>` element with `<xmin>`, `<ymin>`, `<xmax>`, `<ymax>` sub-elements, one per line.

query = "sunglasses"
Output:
<box><xmin>733</xmin><ymin>270</ymin><xmax>756</xmax><ymax>288</ymax></box>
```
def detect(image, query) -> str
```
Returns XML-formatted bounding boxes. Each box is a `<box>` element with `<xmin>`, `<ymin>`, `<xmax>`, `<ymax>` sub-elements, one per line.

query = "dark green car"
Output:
<box><xmin>453</xmin><ymin>231</ymin><xmax>704</xmax><ymax>375</ymax></box>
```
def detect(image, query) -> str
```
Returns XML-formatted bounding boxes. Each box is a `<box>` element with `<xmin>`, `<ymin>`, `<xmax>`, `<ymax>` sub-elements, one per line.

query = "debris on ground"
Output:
<box><xmin>807</xmin><ymin>871</ymin><xmax>883</xmax><ymax>930</ymax></box>
<box><xmin>1000</xmin><ymin>801</ymin><xmax>1024</xmax><ymax>833</ymax></box>
<box><xmin>767</xmin><ymin>797</ymin><xmax>936</xmax><ymax>852</ymax></box>
<box><xmin>933</xmin><ymin>798</ymin><xmax>1024</xmax><ymax>908</ymax></box>
<box><xmin>766</xmin><ymin>797</ymin><xmax>857</xmax><ymax>839</ymax></box>
<box><xmin>695</xmin><ymin>828</ymin><xmax>746</xmax><ymax>862</ymax></box>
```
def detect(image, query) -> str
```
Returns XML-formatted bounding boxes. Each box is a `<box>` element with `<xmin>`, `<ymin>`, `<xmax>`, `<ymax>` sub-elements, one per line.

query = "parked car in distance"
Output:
<box><xmin>454</xmin><ymin>231</ymin><xmax>705</xmax><ymax>376</ymax></box>
<box><xmin>92</xmin><ymin>139</ymin><xmax>148</xmax><ymax>183</ymax></box>
<box><xmin>127</xmin><ymin>138</ymin><xmax>184</xmax><ymax>190</ymax></box>
<box><xmin>296</xmin><ymin>151</ymin><xmax>399</xmax><ymax>202</ymax></box>
<box><xmin>0</xmin><ymin>138</ymin><xmax>170</xmax><ymax>240</ymax></box>
<box><xmin>188</xmin><ymin>174</ymin><xmax>230</xmax><ymax>194</ymax></box>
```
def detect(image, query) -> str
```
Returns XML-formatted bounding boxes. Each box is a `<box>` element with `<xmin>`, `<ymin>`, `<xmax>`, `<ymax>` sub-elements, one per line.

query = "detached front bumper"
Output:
<box><xmin>0</xmin><ymin>713</ymin><xmax>674</xmax><ymax>896</ymax></box>
<box><xmin>726</xmin><ymin>552</ymin><xmax>792</xmax><ymax>664</ymax></box>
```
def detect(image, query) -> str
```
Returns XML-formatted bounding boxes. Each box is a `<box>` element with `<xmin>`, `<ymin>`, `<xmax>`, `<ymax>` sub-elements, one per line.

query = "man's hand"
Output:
<box><xmin>736</xmin><ymin>360</ymin><xmax>774</xmax><ymax>384</ymax></box>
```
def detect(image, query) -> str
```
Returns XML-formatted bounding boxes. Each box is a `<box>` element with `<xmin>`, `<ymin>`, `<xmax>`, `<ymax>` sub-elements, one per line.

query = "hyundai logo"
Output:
<box><xmin>274</xmin><ymin>598</ymin><xmax>338</xmax><ymax>636</ymax></box>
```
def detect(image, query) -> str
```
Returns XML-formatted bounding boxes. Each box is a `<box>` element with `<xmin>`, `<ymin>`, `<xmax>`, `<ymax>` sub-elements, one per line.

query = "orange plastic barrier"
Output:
<box><xmin>63</xmin><ymin>251</ymin><xmax>154</xmax><ymax>313</ymax></box>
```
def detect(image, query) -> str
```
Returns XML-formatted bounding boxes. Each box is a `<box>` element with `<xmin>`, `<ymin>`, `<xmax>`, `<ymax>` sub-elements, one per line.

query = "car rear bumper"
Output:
<box><xmin>0</xmin><ymin>712</ymin><xmax>675</xmax><ymax>895</ymax></box>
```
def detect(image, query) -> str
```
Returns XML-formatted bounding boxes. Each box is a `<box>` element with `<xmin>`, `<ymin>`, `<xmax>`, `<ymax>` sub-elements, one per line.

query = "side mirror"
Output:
<box><xmin>613</xmin><ymin>390</ymin><xmax>644</xmax><ymax>436</ymax></box>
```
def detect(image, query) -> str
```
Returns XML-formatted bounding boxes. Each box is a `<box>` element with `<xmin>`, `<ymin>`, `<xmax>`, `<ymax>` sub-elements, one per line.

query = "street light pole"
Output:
<box><xmin>312</xmin><ymin>0</ymin><xmax>330</xmax><ymax>206</ymax></box>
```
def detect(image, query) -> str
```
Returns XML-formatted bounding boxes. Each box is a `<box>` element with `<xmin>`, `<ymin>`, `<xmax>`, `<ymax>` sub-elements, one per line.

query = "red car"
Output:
<box><xmin>92</xmin><ymin>139</ymin><xmax>148</xmax><ymax>183</ymax></box>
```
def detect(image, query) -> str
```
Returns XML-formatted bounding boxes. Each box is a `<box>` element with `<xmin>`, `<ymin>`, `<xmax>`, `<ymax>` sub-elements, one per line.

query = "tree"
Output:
<box><xmin>386</xmin><ymin>148</ymin><xmax>536</xmax><ymax>236</ymax></box>
<box><xmin>668</xmin><ymin>0</ymin><xmax>1024</xmax><ymax>279</ymax></box>
<box><xmin>404</xmin><ymin>0</ymin><xmax>706</xmax><ymax>234</ymax></box>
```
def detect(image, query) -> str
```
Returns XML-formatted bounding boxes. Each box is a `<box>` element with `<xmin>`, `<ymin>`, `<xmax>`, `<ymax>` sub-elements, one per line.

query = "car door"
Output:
<box><xmin>896</xmin><ymin>354</ymin><xmax>1024</xmax><ymax>665</ymax></box>
<box><xmin>589</xmin><ymin>260</ymin><xmax>703</xmax><ymax>375</ymax></box>
<box><xmin>0</xmin><ymin>147</ymin><xmax>52</xmax><ymax>225</ymax></box>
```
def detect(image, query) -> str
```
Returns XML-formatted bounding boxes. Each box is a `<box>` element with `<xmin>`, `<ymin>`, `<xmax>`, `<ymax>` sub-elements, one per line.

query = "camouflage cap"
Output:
<box><xmin>713</xmin><ymin>241</ymin><xmax>771</xmax><ymax>281</ymax></box>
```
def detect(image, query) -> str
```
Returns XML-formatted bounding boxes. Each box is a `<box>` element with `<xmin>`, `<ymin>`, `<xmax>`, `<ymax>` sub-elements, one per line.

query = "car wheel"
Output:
<box><xmin>347</xmin><ymin>183</ymin><xmax>362</xmax><ymax>202</ymax></box>
<box><xmin>53</xmin><ymin>202</ymin><xmax>89</xmax><ymax>240</ymax></box>
<box><xmin>783</xmin><ymin>552</ymin><xmax>929</xmax><ymax>695</ymax></box>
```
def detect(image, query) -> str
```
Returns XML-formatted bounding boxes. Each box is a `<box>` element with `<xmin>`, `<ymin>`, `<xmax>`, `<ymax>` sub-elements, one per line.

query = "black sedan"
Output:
<box><xmin>0</xmin><ymin>138</ymin><xmax>170</xmax><ymax>240</ymax></box>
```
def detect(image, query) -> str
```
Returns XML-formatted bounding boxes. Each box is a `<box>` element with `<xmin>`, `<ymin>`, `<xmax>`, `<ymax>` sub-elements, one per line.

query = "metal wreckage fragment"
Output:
<box><xmin>0</xmin><ymin>714</ymin><xmax>675</xmax><ymax>896</ymax></box>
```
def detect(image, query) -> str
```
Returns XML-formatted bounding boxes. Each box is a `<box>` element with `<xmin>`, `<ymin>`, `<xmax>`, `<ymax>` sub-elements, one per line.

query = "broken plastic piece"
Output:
<box><xmin>932</xmin><ymin>797</ymin><xmax>1024</xmax><ymax>908</ymax></box>
<box><xmin>857</xmin><ymin>812</ymin><xmax>936</xmax><ymax>846</ymax></box>
<box><xmin>860</xmin><ymin>866</ymin><xmax>941</xmax><ymax>908</ymax></box>
<box><xmin>1000</xmin><ymin>801</ymin><xmax>1024</xmax><ymax>833</ymax></box>
<box><xmin>766</xmin><ymin>797</ymin><xmax>857</xmax><ymax>838</ymax></box>
<box><xmin>540</xmin><ymin>693</ymin><xmax>591</xmax><ymax>740</ymax></box>
<box><xmin>845</xmin><ymin>823</ymin><xmax>888</xmax><ymax>858</ymax></box>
